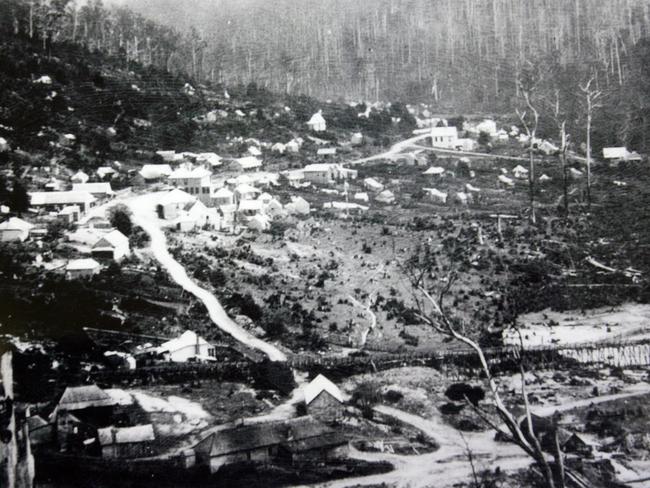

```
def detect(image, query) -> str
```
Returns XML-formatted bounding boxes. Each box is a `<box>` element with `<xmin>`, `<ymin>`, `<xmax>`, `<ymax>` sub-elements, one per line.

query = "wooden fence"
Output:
<box><xmin>87</xmin><ymin>338</ymin><xmax>650</xmax><ymax>386</ymax></box>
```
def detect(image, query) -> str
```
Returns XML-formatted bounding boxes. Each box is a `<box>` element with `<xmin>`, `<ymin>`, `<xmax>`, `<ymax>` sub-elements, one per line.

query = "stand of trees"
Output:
<box><xmin>1</xmin><ymin>0</ymin><xmax>648</xmax><ymax>154</ymax></box>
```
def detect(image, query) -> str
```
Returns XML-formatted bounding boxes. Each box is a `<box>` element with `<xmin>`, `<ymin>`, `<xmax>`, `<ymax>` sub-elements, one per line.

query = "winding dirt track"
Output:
<box><xmin>126</xmin><ymin>193</ymin><xmax>287</xmax><ymax>362</ymax></box>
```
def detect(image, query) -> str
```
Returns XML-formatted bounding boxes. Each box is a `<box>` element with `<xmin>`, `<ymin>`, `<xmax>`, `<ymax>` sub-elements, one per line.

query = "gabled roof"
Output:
<box><xmin>66</xmin><ymin>258</ymin><xmax>101</xmax><ymax>272</ymax></box>
<box><xmin>0</xmin><ymin>217</ymin><xmax>34</xmax><ymax>231</ymax></box>
<box><xmin>431</xmin><ymin>126</ymin><xmax>458</xmax><ymax>136</ymax></box>
<box><xmin>159</xmin><ymin>189</ymin><xmax>195</xmax><ymax>206</ymax></box>
<box><xmin>194</xmin><ymin>416</ymin><xmax>335</xmax><ymax>457</ymax></box>
<box><xmin>304</xmin><ymin>163</ymin><xmax>336</xmax><ymax>172</ymax></box>
<box><xmin>169</xmin><ymin>166</ymin><xmax>211</xmax><ymax>180</ymax></box>
<box><xmin>235</xmin><ymin>183</ymin><xmax>261</xmax><ymax>195</ymax></box>
<box><xmin>139</xmin><ymin>164</ymin><xmax>172</xmax><ymax>180</ymax></box>
<box><xmin>307</xmin><ymin>111</ymin><xmax>326</xmax><ymax>126</ymax></box>
<box><xmin>157</xmin><ymin>331</ymin><xmax>210</xmax><ymax>354</ymax></box>
<box><xmin>239</xmin><ymin>199</ymin><xmax>263</xmax><ymax>211</ymax></box>
<box><xmin>58</xmin><ymin>384</ymin><xmax>115</xmax><ymax>411</ymax></box>
<box><xmin>97</xmin><ymin>424</ymin><xmax>155</xmax><ymax>446</ymax></box>
<box><xmin>233</xmin><ymin>156</ymin><xmax>262</xmax><ymax>169</ymax></box>
<box><xmin>71</xmin><ymin>171</ymin><xmax>89</xmax><ymax>181</ymax></box>
<box><xmin>93</xmin><ymin>230</ymin><xmax>129</xmax><ymax>250</ymax></box>
<box><xmin>603</xmin><ymin>147</ymin><xmax>628</xmax><ymax>159</ymax></box>
<box><xmin>213</xmin><ymin>187</ymin><xmax>234</xmax><ymax>198</ymax></box>
<box><xmin>304</xmin><ymin>374</ymin><xmax>344</xmax><ymax>405</ymax></box>
<box><xmin>72</xmin><ymin>183</ymin><xmax>114</xmax><ymax>195</ymax></box>
<box><xmin>30</xmin><ymin>191</ymin><xmax>96</xmax><ymax>206</ymax></box>
<box><xmin>423</xmin><ymin>166</ymin><xmax>444</xmax><ymax>175</ymax></box>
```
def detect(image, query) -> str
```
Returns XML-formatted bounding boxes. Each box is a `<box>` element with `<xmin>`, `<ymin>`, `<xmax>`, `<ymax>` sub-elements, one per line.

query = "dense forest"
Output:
<box><xmin>1</xmin><ymin>0</ymin><xmax>649</xmax><ymax>151</ymax></box>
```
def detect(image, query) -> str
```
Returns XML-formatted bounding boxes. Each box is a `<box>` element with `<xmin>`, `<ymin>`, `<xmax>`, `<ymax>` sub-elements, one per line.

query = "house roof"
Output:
<box><xmin>72</xmin><ymin>183</ymin><xmax>114</xmax><ymax>195</ymax></box>
<box><xmin>139</xmin><ymin>164</ymin><xmax>172</xmax><ymax>180</ymax></box>
<box><xmin>27</xmin><ymin>415</ymin><xmax>48</xmax><ymax>430</ymax></box>
<box><xmin>423</xmin><ymin>166</ymin><xmax>445</xmax><ymax>175</ymax></box>
<box><xmin>59</xmin><ymin>205</ymin><xmax>80</xmax><ymax>215</ymax></box>
<box><xmin>0</xmin><ymin>217</ymin><xmax>34</xmax><ymax>231</ymax></box>
<box><xmin>194</xmin><ymin>416</ymin><xmax>335</xmax><ymax>457</ymax></box>
<box><xmin>30</xmin><ymin>191</ymin><xmax>96</xmax><ymax>206</ymax></box>
<box><xmin>93</xmin><ymin>230</ymin><xmax>129</xmax><ymax>250</ymax></box>
<box><xmin>280</xmin><ymin>431</ymin><xmax>347</xmax><ymax>453</ymax></box>
<box><xmin>307</xmin><ymin>111</ymin><xmax>326</xmax><ymax>126</ymax></box>
<box><xmin>323</xmin><ymin>202</ymin><xmax>368</xmax><ymax>211</ymax></box>
<box><xmin>213</xmin><ymin>187</ymin><xmax>234</xmax><ymax>198</ymax></box>
<box><xmin>71</xmin><ymin>171</ymin><xmax>89</xmax><ymax>181</ymax></box>
<box><xmin>235</xmin><ymin>183</ymin><xmax>261</xmax><ymax>195</ymax></box>
<box><xmin>97</xmin><ymin>424</ymin><xmax>155</xmax><ymax>446</ymax></box>
<box><xmin>423</xmin><ymin>188</ymin><xmax>447</xmax><ymax>199</ymax></box>
<box><xmin>169</xmin><ymin>166</ymin><xmax>211</xmax><ymax>180</ymax></box>
<box><xmin>317</xmin><ymin>148</ymin><xmax>337</xmax><ymax>155</ymax></box>
<box><xmin>239</xmin><ymin>199</ymin><xmax>263</xmax><ymax>211</ymax></box>
<box><xmin>376</xmin><ymin>190</ymin><xmax>395</xmax><ymax>202</ymax></box>
<box><xmin>512</xmin><ymin>165</ymin><xmax>528</xmax><ymax>173</ymax></box>
<box><xmin>66</xmin><ymin>258</ymin><xmax>101</xmax><ymax>272</ymax></box>
<box><xmin>603</xmin><ymin>147</ymin><xmax>628</xmax><ymax>159</ymax></box>
<box><xmin>159</xmin><ymin>189</ymin><xmax>195</xmax><ymax>206</ymax></box>
<box><xmin>304</xmin><ymin>374</ymin><xmax>344</xmax><ymax>405</ymax></box>
<box><xmin>304</xmin><ymin>163</ymin><xmax>336</xmax><ymax>172</ymax></box>
<box><xmin>157</xmin><ymin>331</ymin><xmax>210</xmax><ymax>355</ymax></box>
<box><xmin>233</xmin><ymin>156</ymin><xmax>262</xmax><ymax>169</ymax></box>
<box><xmin>431</xmin><ymin>126</ymin><xmax>458</xmax><ymax>136</ymax></box>
<box><xmin>58</xmin><ymin>384</ymin><xmax>115</xmax><ymax>411</ymax></box>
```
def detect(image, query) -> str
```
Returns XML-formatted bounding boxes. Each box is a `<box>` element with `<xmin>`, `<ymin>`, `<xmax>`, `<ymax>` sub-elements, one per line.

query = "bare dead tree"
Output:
<box><xmin>552</xmin><ymin>89</ymin><xmax>571</xmax><ymax>218</ymax></box>
<box><xmin>404</xmin><ymin>244</ymin><xmax>566</xmax><ymax>488</ymax></box>
<box><xmin>348</xmin><ymin>292</ymin><xmax>377</xmax><ymax>349</ymax></box>
<box><xmin>579</xmin><ymin>77</ymin><xmax>603</xmax><ymax>211</ymax></box>
<box><xmin>516</xmin><ymin>61</ymin><xmax>541</xmax><ymax>224</ymax></box>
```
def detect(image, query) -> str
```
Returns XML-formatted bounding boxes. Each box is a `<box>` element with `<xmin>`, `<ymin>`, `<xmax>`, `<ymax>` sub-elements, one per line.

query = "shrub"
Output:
<box><xmin>445</xmin><ymin>383</ymin><xmax>485</xmax><ymax>406</ymax></box>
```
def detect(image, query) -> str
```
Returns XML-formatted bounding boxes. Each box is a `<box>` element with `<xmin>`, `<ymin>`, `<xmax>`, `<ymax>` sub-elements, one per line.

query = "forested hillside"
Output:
<box><xmin>3</xmin><ymin>0</ymin><xmax>649</xmax><ymax>153</ymax></box>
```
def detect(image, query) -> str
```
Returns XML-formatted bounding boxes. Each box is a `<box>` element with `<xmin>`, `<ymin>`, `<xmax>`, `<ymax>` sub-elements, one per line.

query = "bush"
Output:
<box><xmin>445</xmin><ymin>383</ymin><xmax>485</xmax><ymax>406</ymax></box>
<box><xmin>385</xmin><ymin>389</ymin><xmax>403</xmax><ymax>403</ymax></box>
<box><xmin>108</xmin><ymin>204</ymin><xmax>133</xmax><ymax>236</ymax></box>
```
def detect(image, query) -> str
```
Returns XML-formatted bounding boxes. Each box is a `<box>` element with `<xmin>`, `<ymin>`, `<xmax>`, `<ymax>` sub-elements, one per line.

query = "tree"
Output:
<box><xmin>405</xmin><ymin>246</ymin><xmax>566</xmax><ymax>488</ymax></box>
<box><xmin>9</xmin><ymin>180</ymin><xmax>30</xmax><ymax>216</ymax></box>
<box><xmin>108</xmin><ymin>204</ymin><xmax>133</xmax><ymax>236</ymax></box>
<box><xmin>516</xmin><ymin>62</ymin><xmax>541</xmax><ymax>224</ymax></box>
<box><xmin>551</xmin><ymin>89</ymin><xmax>571</xmax><ymax>218</ymax></box>
<box><xmin>579</xmin><ymin>76</ymin><xmax>603</xmax><ymax>211</ymax></box>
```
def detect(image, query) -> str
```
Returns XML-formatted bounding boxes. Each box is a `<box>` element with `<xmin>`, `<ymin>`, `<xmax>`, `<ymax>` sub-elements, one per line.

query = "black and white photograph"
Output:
<box><xmin>1</xmin><ymin>1</ymin><xmax>650</xmax><ymax>487</ymax></box>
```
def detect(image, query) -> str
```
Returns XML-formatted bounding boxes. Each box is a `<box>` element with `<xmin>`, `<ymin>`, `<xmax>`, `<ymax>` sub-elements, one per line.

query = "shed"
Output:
<box><xmin>231</xmin><ymin>156</ymin><xmax>262</xmax><ymax>172</ymax></box>
<box><xmin>375</xmin><ymin>190</ymin><xmax>396</xmax><ymax>204</ymax></box>
<box><xmin>193</xmin><ymin>416</ymin><xmax>346</xmax><ymax>473</ymax></box>
<box><xmin>304</xmin><ymin>375</ymin><xmax>345</xmax><ymax>420</ymax></box>
<box><xmin>97</xmin><ymin>424</ymin><xmax>155</xmax><ymax>459</ymax></box>
<box><xmin>423</xmin><ymin>188</ymin><xmax>447</xmax><ymax>203</ymax></box>
<box><xmin>0</xmin><ymin>217</ymin><xmax>34</xmax><ymax>242</ymax></box>
<box><xmin>307</xmin><ymin>111</ymin><xmax>327</xmax><ymax>132</ymax></box>
<box><xmin>65</xmin><ymin>258</ymin><xmax>102</xmax><ymax>279</ymax></box>
<box><xmin>72</xmin><ymin>182</ymin><xmax>114</xmax><ymax>198</ymax></box>
<box><xmin>138</xmin><ymin>164</ymin><xmax>172</xmax><ymax>181</ymax></box>
<box><xmin>71</xmin><ymin>171</ymin><xmax>89</xmax><ymax>184</ymax></box>
<box><xmin>157</xmin><ymin>331</ymin><xmax>216</xmax><ymax>363</ymax></box>
<box><xmin>363</xmin><ymin>178</ymin><xmax>384</xmax><ymax>192</ymax></box>
<box><xmin>423</xmin><ymin>166</ymin><xmax>445</xmax><ymax>176</ymax></box>
<box><xmin>285</xmin><ymin>196</ymin><xmax>310</xmax><ymax>215</ymax></box>
<box><xmin>92</xmin><ymin>230</ymin><xmax>130</xmax><ymax>261</ymax></box>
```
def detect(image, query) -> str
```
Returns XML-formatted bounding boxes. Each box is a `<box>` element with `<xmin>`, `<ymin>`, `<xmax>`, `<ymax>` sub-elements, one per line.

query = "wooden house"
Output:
<box><xmin>97</xmin><ymin>424</ymin><xmax>155</xmax><ymax>459</ymax></box>
<box><xmin>303</xmin><ymin>374</ymin><xmax>345</xmax><ymax>420</ymax></box>
<box><xmin>193</xmin><ymin>416</ymin><xmax>346</xmax><ymax>473</ymax></box>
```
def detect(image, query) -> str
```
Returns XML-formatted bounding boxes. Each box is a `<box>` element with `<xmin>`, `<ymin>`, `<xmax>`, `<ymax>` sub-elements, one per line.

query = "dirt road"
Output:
<box><xmin>309</xmin><ymin>385</ymin><xmax>650</xmax><ymax>488</ymax></box>
<box><xmin>125</xmin><ymin>193</ymin><xmax>288</xmax><ymax>362</ymax></box>
<box><xmin>347</xmin><ymin>133</ymin><xmax>431</xmax><ymax>166</ymax></box>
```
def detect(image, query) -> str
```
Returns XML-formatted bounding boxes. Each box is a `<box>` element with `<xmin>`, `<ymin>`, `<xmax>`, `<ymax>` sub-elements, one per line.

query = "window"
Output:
<box><xmin>208</xmin><ymin>348</ymin><xmax>215</xmax><ymax>357</ymax></box>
